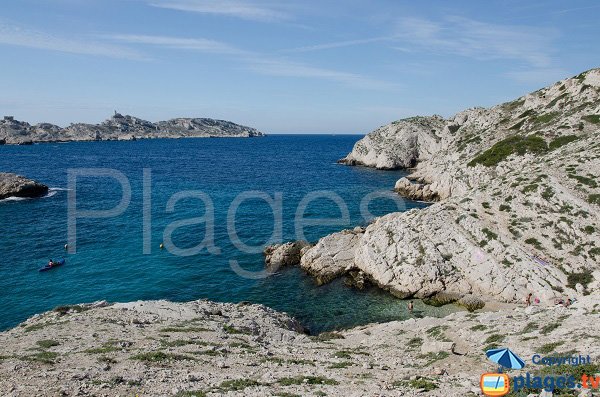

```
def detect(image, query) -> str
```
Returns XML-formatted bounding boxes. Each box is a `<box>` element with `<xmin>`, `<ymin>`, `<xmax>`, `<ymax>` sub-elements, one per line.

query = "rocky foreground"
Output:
<box><xmin>0</xmin><ymin>173</ymin><xmax>48</xmax><ymax>200</ymax></box>
<box><xmin>1</xmin><ymin>298</ymin><xmax>598</xmax><ymax>397</ymax></box>
<box><xmin>0</xmin><ymin>113</ymin><xmax>263</xmax><ymax>145</ymax></box>
<box><xmin>274</xmin><ymin>68</ymin><xmax>600</xmax><ymax>306</ymax></box>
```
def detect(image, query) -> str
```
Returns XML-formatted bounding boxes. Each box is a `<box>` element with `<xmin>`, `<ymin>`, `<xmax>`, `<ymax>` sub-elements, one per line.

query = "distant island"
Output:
<box><xmin>0</xmin><ymin>112</ymin><xmax>264</xmax><ymax>145</ymax></box>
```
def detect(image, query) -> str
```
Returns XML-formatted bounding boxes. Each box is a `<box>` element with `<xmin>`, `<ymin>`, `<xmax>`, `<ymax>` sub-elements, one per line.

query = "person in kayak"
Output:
<box><xmin>48</xmin><ymin>259</ymin><xmax>54</xmax><ymax>268</ymax></box>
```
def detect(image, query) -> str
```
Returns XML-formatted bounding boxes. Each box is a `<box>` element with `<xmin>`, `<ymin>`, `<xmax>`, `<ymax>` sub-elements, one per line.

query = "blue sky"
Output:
<box><xmin>0</xmin><ymin>0</ymin><xmax>598</xmax><ymax>133</ymax></box>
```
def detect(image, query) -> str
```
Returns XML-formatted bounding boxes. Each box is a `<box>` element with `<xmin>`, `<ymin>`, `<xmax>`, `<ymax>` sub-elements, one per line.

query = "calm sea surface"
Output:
<box><xmin>0</xmin><ymin>135</ymin><xmax>458</xmax><ymax>332</ymax></box>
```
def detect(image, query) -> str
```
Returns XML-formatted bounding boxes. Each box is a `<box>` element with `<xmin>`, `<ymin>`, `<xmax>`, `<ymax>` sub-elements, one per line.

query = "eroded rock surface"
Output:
<box><xmin>0</xmin><ymin>173</ymin><xmax>48</xmax><ymax>200</ymax></box>
<box><xmin>304</xmin><ymin>69</ymin><xmax>600</xmax><ymax>303</ymax></box>
<box><xmin>1</xmin><ymin>297</ymin><xmax>598</xmax><ymax>396</ymax></box>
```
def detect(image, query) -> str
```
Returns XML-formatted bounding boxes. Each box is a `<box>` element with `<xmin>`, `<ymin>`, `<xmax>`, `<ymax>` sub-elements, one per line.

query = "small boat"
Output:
<box><xmin>39</xmin><ymin>259</ymin><xmax>65</xmax><ymax>272</ymax></box>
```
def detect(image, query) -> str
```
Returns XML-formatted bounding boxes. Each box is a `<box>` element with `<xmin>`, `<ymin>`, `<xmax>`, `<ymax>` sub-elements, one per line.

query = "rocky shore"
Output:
<box><xmin>1</xmin><ymin>297</ymin><xmax>598</xmax><ymax>396</ymax></box>
<box><xmin>276</xmin><ymin>68</ymin><xmax>600</xmax><ymax>306</ymax></box>
<box><xmin>0</xmin><ymin>113</ymin><xmax>263</xmax><ymax>145</ymax></box>
<box><xmin>0</xmin><ymin>173</ymin><xmax>48</xmax><ymax>200</ymax></box>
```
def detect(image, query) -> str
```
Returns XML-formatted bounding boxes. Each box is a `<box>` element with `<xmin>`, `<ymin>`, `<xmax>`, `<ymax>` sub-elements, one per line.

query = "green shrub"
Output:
<box><xmin>568</xmin><ymin>174</ymin><xmax>598</xmax><ymax>188</ymax></box>
<box><xmin>538</xmin><ymin>341</ymin><xmax>564</xmax><ymax>354</ymax></box>
<box><xmin>525</xmin><ymin>238</ymin><xmax>542</xmax><ymax>250</ymax></box>
<box><xmin>582</xmin><ymin>115</ymin><xmax>600</xmax><ymax>124</ymax></box>
<box><xmin>589</xmin><ymin>194</ymin><xmax>600</xmax><ymax>205</ymax></box>
<box><xmin>407</xmin><ymin>337</ymin><xmax>423</xmax><ymax>348</ymax></box>
<box><xmin>468</xmin><ymin>135</ymin><xmax>548</xmax><ymax>167</ymax></box>
<box><xmin>222</xmin><ymin>325</ymin><xmax>251</xmax><ymax>335</ymax></box>
<box><xmin>470</xmin><ymin>324</ymin><xmax>487</xmax><ymax>331</ymax></box>
<box><xmin>25</xmin><ymin>351</ymin><xmax>59</xmax><ymax>364</ymax></box>
<box><xmin>218</xmin><ymin>379</ymin><xmax>263</xmax><ymax>391</ymax></box>
<box><xmin>36</xmin><ymin>340</ymin><xmax>60</xmax><ymax>349</ymax></box>
<box><xmin>549</xmin><ymin>135</ymin><xmax>579</xmax><ymax>150</ymax></box>
<box><xmin>130</xmin><ymin>351</ymin><xmax>193</xmax><ymax>363</ymax></box>
<box><xmin>484</xmin><ymin>334</ymin><xmax>505</xmax><ymax>344</ymax></box>
<box><xmin>533</xmin><ymin>112</ymin><xmax>558</xmax><ymax>124</ymax></box>
<box><xmin>278</xmin><ymin>376</ymin><xmax>338</xmax><ymax>386</ymax></box>
<box><xmin>540</xmin><ymin>322</ymin><xmax>560</xmax><ymax>335</ymax></box>
<box><xmin>567</xmin><ymin>270</ymin><xmax>594</xmax><ymax>289</ymax></box>
<box><xmin>521</xmin><ymin>322</ymin><xmax>538</xmax><ymax>334</ymax></box>
<box><xmin>393</xmin><ymin>378</ymin><xmax>438</xmax><ymax>391</ymax></box>
<box><xmin>582</xmin><ymin>225</ymin><xmax>595</xmax><ymax>234</ymax></box>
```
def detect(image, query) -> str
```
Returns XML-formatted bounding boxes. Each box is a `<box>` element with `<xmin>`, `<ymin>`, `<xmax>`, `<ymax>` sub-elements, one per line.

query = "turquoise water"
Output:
<box><xmin>0</xmin><ymin>135</ymin><xmax>455</xmax><ymax>333</ymax></box>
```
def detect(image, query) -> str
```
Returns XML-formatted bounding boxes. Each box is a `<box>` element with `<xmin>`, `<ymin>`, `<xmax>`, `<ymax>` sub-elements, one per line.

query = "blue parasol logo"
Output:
<box><xmin>486</xmin><ymin>348</ymin><xmax>526</xmax><ymax>371</ymax></box>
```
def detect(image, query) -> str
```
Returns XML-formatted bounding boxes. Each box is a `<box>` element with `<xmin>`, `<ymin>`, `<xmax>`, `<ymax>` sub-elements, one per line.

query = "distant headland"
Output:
<box><xmin>0</xmin><ymin>112</ymin><xmax>264</xmax><ymax>145</ymax></box>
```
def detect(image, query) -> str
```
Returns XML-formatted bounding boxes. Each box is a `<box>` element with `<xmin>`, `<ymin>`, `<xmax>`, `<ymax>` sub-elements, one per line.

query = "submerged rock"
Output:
<box><xmin>0</xmin><ymin>173</ymin><xmax>48</xmax><ymax>200</ymax></box>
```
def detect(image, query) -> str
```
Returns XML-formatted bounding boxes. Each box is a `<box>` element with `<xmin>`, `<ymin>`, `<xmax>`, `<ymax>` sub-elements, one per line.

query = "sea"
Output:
<box><xmin>0</xmin><ymin>135</ymin><xmax>460</xmax><ymax>333</ymax></box>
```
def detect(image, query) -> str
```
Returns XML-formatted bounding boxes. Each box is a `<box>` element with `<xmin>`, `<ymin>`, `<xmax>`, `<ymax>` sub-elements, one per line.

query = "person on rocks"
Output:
<box><xmin>526</xmin><ymin>293</ymin><xmax>533</xmax><ymax>306</ymax></box>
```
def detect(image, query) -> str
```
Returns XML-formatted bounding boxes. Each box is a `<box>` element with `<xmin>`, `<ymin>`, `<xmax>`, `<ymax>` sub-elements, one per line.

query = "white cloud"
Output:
<box><xmin>282</xmin><ymin>36</ymin><xmax>393</xmax><ymax>53</ymax></box>
<box><xmin>244</xmin><ymin>56</ymin><xmax>392</xmax><ymax>90</ymax></box>
<box><xmin>0</xmin><ymin>21</ymin><xmax>145</xmax><ymax>60</ymax></box>
<box><xmin>149</xmin><ymin>0</ymin><xmax>289</xmax><ymax>22</ymax></box>
<box><xmin>107</xmin><ymin>33</ymin><xmax>391</xmax><ymax>90</ymax></box>
<box><xmin>106</xmin><ymin>34</ymin><xmax>245</xmax><ymax>55</ymax></box>
<box><xmin>395</xmin><ymin>16</ymin><xmax>557</xmax><ymax>67</ymax></box>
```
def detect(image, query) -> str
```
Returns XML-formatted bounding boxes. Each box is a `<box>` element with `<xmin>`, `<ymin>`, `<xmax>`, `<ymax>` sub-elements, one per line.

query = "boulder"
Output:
<box><xmin>423</xmin><ymin>291</ymin><xmax>462</xmax><ymax>307</ymax></box>
<box><xmin>394</xmin><ymin>177</ymin><xmax>439</xmax><ymax>202</ymax></box>
<box><xmin>0</xmin><ymin>173</ymin><xmax>48</xmax><ymax>200</ymax></box>
<box><xmin>263</xmin><ymin>241</ymin><xmax>310</xmax><ymax>272</ymax></box>
<box><xmin>457</xmin><ymin>295</ymin><xmax>486</xmax><ymax>312</ymax></box>
<box><xmin>300</xmin><ymin>228</ymin><xmax>365</xmax><ymax>285</ymax></box>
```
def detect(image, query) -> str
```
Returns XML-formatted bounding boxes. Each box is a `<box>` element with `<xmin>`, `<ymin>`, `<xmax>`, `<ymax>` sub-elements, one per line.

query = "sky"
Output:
<box><xmin>0</xmin><ymin>0</ymin><xmax>598</xmax><ymax>134</ymax></box>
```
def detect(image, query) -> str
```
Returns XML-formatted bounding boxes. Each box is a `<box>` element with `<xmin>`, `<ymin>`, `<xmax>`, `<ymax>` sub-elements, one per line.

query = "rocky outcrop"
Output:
<box><xmin>1</xmin><ymin>296</ymin><xmax>598</xmax><ymax>396</ymax></box>
<box><xmin>299</xmin><ymin>227</ymin><xmax>365</xmax><ymax>285</ymax></box>
<box><xmin>0</xmin><ymin>113</ymin><xmax>263</xmax><ymax>144</ymax></box>
<box><xmin>0</xmin><ymin>173</ymin><xmax>48</xmax><ymax>200</ymax></box>
<box><xmin>304</xmin><ymin>68</ymin><xmax>600</xmax><ymax>303</ymax></box>
<box><xmin>457</xmin><ymin>295</ymin><xmax>486</xmax><ymax>312</ymax></box>
<box><xmin>338</xmin><ymin>116</ymin><xmax>446</xmax><ymax>169</ymax></box>
<box><xmin>394</xmin><ymin>177</ymin><xmax>440</xmax><ymax>201</ymax></box>
<box><xmin>264</xmin><ymin>241</ymin><xmax>311</xmax><ymax>272</ymax></box>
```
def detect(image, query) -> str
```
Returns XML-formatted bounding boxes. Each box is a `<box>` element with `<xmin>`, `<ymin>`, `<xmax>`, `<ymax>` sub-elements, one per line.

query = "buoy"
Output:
<box><xmin>159</xmin><ymin>243</ymin><xmax>164</xmax><ymax>250</ymax></box>
<box><xmin>64</xmin><ymin>244</ymin><xmax>68</xmax><ymax>251</ymax></box>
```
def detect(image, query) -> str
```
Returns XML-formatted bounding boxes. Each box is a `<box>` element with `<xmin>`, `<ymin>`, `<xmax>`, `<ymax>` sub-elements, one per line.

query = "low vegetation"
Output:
<box><xmin>468</xmin><ymin>135</ymin><xmax>547</xmax><ymax>167</ymax></box>
<box><xmin>549</xmin><ymin>134</ymin><xmax>579</xmax><ymax>150</ymax></box>
<box><xmin>278</xmin><ymin>376</ymin><xmax>339</xmax><ymax>386</ymax></box>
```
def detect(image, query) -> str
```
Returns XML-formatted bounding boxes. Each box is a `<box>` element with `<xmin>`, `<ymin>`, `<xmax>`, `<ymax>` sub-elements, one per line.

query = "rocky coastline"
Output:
<box><xmin>1</xmin><ymin>297</ymin><xmax>598</xmax><ymax>396</ymax></box>
<box><xmin>0</xmin><ymin>173</ymin><xmax>48</xmax><ymax>200</ymax></box>
<box><xmin>2</xmin><ymin>68</ymin><xmax>599</xmax><ymax>396</ymax></box>
<box><xmin>0</xmin><ymin>113</ymin><xmax>263</xmax><ymax>145</ymax></box>
<box><xmin>268</xmin><ymin>68</ymin><xmax>600</xmax><ymax>307</ymax></box>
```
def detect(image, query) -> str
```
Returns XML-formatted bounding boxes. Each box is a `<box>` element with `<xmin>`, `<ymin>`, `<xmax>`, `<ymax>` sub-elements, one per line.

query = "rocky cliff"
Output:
<box><xmin>0</xmin><ymin>113</ymin><xmax>263</xmax><ymax>145</ymax></box>
<box><xmin>292</xmin><ymin>68</ymin><xmax>600</xmax><ymax>304</ymax></box>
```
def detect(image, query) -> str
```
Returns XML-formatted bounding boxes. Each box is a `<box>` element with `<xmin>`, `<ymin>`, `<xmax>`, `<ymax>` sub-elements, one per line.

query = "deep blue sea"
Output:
<box><xmin>0</xmin><ymin>135</ymin><xmax>457</xmax><ymax>332</ymax></box>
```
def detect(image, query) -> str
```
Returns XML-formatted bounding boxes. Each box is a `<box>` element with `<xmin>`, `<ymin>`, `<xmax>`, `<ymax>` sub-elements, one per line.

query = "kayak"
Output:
<box><xmin>39</xmin><ymin>258</ymin><xmax>65</xmax><ymax>272</ymax></box>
